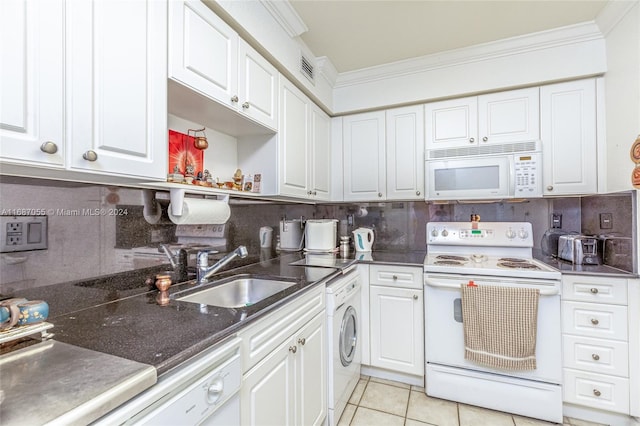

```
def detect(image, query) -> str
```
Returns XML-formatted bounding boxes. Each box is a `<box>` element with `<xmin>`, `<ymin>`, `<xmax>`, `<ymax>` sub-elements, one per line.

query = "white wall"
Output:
<box><xmin>602</xmin><ymin>2</ymin><xmax>640</xmax><ymax>192</ymax></box>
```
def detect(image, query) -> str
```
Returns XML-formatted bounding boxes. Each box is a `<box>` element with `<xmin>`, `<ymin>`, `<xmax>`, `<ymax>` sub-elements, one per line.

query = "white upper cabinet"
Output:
<box><xmin>1</xmin><ymin>0</ymin><xmax>167</xmax><ymax>181</ymax></box>
<box><xmin>343</xmin><ymin>111</ymin><xmax>386</xmax><ymax>201</ymax></box>
<box><xmin>0</xmin><ymin>0</ymin><xmax>65</xmax><ymax>168</ymax></box>
<box><xmin>238</xmin><ymin>40</ymin><xmax>279</xmax><ymax>130</ymax></box>
<box><xmin>279</xmin><ymin>78</ymin><xmax>331</xmax><ymax>201</ymax></box>
<box><xmin>67</xmin><ymin>0</ymin><xmax>168</xmax><ymax>179</ymax></box>
<box><xmin>425</xmin><ymin>87</ymin><xmax>539</xmax><ymax>154</ymax></box>
<box><xmin>541</xmin><ymin>79</ymin><xmax>597</xmax><ymax>196</ymax></box>
<box><xmin>169</xmin><ymin>0</ymin><xmax>278</xmax><ymax>131</ymax></box>
<box><xmin>386</xmin><ymin>105</ymin><xmax>425</xmax><ymax>200</ymax></box>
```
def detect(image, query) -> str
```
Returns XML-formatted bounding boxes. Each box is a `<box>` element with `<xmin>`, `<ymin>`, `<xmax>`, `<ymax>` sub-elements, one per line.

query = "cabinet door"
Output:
<box><xmin>0</xmin><ymin>0</ymin><xmax>64</xmax><ymax>167</ymax></box>
<box><xmin>541</xmin><ymin>79</ymin><xmax>597</xmax><ymax>195</ymax></box>
<box><xmin>279</xmin><ymin>79</ymin><xmax>309</xmax><ymax>198</ymax></box>
<box><xmin>238</xmin><ymin>39</ymin><xmax>278</xmax><ymax>130</ymax></box>
<box><xmin>386</xmin><ymin>105</ymin><xmax>424</xmax><ymax>200</ymax></box>
<box><xmin>67</xmin><ymin>0</ymin><xmax>167</xmax><ymax>180</ymax></box>
<box><xmin>370</xmin><ymin>285</ymin><xmax>424</xmax><ymax>376</ymax></box>
<box><xmin>295</xmin><ymin>312</ymin><xmax>327</xmax><ymax>426</ymax></box>
<box><xmin>424</xmin><ymin>96</ymin><xmax>477</xmax><ymax>152</ymax></box>
<box><xmin>343</xmin><ymin>111</ymin><xmax>386</xmax><ymax>201</ymax></box>
<box><xmin>242</xmin><ymin>339</ymin><xmax>296</xmax><ymax>426</ymax></box>
<box><xmin>477</xmin><ymin>87</ymin><xmax>539</xmax><ymax>146</ymax></box>
<box><xmin>309</xmin><ymin>105</ymin><xmax>331</xmax><ymax>201</ymax></box>
<box><xmin>169</xmin><ymin>0</ymin><xmax>238</xmax><ymax>108</ymax></box>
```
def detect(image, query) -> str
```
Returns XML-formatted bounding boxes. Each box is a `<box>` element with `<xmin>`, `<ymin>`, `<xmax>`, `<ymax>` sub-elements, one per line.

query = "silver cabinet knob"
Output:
<box><xmin>593</xmin><ymin>389</ymin><xmax>601</xmax><ymax>397</ymax></box>
<box><xmin>590</xmin><ymin>288</ymin><xmax>599</xmax><ymax>294</ymax></box>
<box><xmin>83</xmin><ymin>150</ymin><xmax>98</xmax><ymax>161</ymax></box>
<box><xmin>40</xmin><ymin>141</ymin><xmax>58</xmax><ymax>154</ymax></box>
<box><xmin>590</xmin><ymin>318</ymin><xmax>599</xmax><ymax>325</ymax></box>
<box><xmin>298</xmin><ymin>337</ymin><xmax>306</xmax><ymax>346</ymax></box>
<box><xmin>307</xmin><ymin>190</ymin><xmax>312</xmax><ymax>195</ymax></box>
<box><xmin>378</xmin><ymin>192</ymin><xmax>382</xmax><ymax>197</ymax></box>
<box><xmin>547</xmin><ymin>185</ymin><xmax>554</xmax><ymax>191</ymax></box>
<box><xmin>469</xmin><ymin>138</ymin><xmax>475</xmax><ymax>143</ymax></box>
<box><xmin>289</xmin><ymin>345</ymin><xmax>297</xmax><ymax>353</ymax></box>
<box><xmin>242</xmin><ymin>102</ymin><xmax>250</xmax><ymax>109</ymax></box>
<box><xmin>482</xmin><ymin>136</ymin><xmax>488</xmax><ymax>142</ymax></box>
<box><xmin>413</xmin><ymin>294</ymin><xmax>418</xmax><ymax>300</ymax></box>
<box><xmin>416</xmin><ymin>191</ymin><xmax>421</xmax><ymax>196</ymax></box>
<box><xmin>231</xmin><ymin>95</ymin><xmax>238</xmax><ymax>103</ymax></box>
<box><xmin>392</xmin><ymin>275</ymin><xmax>398</xmax><ymax>280</ymax></box>
<box><xmin>592</xmin><ymin>353</ymin><xmax>600</xmax><ymax>361</ymax></box>
<box><xmin>312</xmin><ymin>191</ymin><xmax>317</xmax><ymax>195</ymax></box>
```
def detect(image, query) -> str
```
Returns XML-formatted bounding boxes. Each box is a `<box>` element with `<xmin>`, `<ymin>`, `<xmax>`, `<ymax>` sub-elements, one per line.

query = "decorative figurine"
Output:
<box><xmin>185</xmin><ymin>163</ymin><xmax>195</xmax><ymax>184</ymax></box>
<box><xmin>171</xmin><ymin>164</ymin><xmax>184</xmax><ymax>183</ymax></box>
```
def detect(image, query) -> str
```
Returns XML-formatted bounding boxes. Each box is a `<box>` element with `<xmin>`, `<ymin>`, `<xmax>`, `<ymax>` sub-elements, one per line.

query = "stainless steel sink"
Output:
<box><xmin>176</xmin><ymin>277</ymin><xmax>298</xmax><ymax>308</ymax></box>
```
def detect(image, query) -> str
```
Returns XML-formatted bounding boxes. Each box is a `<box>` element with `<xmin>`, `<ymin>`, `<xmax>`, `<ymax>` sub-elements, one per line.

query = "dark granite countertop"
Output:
<box><xmin>9</xmin><ymin>251</ymin><xmax>339</xmax><ymax>375</ymax></box>
<box><xmin>533</xmin><ymin>250</ymin><xmax>638</xmax><ymax>278</ymax></box>
<box><xmin>346</xmin><ymin>250</ymin><xmax>426</xmax><ymax>266</ymax></box>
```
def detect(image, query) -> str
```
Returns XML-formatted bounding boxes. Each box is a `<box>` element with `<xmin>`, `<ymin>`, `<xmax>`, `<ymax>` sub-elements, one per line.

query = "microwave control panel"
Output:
<box><xmin>513</xmin><ymin>153</ymin><xmax>541</xmax><ymax>197</ymax></box>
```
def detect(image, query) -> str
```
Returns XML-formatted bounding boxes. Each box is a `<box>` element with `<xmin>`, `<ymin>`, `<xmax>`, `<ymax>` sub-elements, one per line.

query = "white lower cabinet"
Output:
<box><xmin>240</xmin><ymin>286</ymin><xmax>326</xmax><ymax>426</ymax></box>
<box><xmin>368</xmin><ymin>265</ymin><xmax>424</xmax><ymax>377</ymax></box>
<box><xmin>561</xmin><ymin>275</ymin><xmax>632</xmax><ymax>415</ymax></box>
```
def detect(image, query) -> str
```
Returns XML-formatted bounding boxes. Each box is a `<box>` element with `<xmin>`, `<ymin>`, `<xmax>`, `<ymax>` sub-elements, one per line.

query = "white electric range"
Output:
<box><xmin>423</xmin><ymin>222</ymin><xmax>563</xmax><ymax>423</ymax></box>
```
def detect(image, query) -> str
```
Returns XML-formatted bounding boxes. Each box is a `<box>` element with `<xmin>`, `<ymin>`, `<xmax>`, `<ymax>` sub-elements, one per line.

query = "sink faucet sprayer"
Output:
<box><xmin>159</xmin><ymin>244</ymin><xmax>189</xmax><ymax>281</ymax></box>
<box><xmin>197</xmin><ymin>245</ymin><xmax>248</xmax><ymax>283</ymax></box>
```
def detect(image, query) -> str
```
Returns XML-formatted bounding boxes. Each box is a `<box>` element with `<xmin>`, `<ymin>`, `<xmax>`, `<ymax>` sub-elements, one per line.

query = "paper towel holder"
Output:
<box><xmin>169</xmin><ymin>188</ymin><xmax>229</xmax><ymax>216</ymax></box>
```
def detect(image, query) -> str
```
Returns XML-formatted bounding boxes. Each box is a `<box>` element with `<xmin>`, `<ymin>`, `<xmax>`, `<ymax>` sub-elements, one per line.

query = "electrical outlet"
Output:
<box><xmin>551</xmin><ymin>213</ymin><xmax>562</xmax><ymax>228</ymax></box>
<box><xmin>599</xmin><ymin>213</ymin><xmax>613</xmax><ymax>229</ymax></box>
<box><xmin>1</xmin><ymin>216</ymin><xmax>48</xmax><ymax>253</ymax></box>
<box><xmin>7</xmin><ymin>222</ymin><xmax>22</xmax><ymax>232</ymax></box>
<box><xmin>7</xmin><ymin>235</ymin><xmax>22</xmax><ymax>245</ymax></box>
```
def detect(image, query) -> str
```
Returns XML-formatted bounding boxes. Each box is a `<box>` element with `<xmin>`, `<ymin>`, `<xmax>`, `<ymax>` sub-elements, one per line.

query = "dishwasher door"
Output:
<box><xmin>93</xmin><ymin>337</ymin><xmax>241</xmax><ymax>426</ymax></box>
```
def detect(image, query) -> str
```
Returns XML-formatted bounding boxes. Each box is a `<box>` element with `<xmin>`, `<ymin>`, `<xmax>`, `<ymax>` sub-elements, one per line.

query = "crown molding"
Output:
<box><xmin>259</xmin><ymin>0</ymin><xmax>308</xmax><ymax>38</ymax></box>
<box><xmin>596</xmin><ymin>0</ymin><xmax>638</xmax><ymax>36</ymax></box>
<box><xmin>315</xmin><ymin>56</ymin><xmax>338</xmax><ymax>87</ymax></box>
<box><xmin>334</xmin><ymin>21</ymin><xmax>605</xmax><ymax>88</ymax></box>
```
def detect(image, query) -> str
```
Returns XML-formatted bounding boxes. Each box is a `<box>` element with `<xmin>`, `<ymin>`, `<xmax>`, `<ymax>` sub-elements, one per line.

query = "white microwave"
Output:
<box><xmin>426</xmin><ymin>153</ymin><xmax>542</xmax><ymax>201</ymax></box>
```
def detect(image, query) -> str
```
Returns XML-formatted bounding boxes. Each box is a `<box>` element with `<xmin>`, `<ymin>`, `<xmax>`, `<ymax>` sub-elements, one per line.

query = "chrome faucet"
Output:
<box><xmin>159</xmin><ymin>244</ymin><xmax>189</xmax><ymax>281</ymax></box>
<box><xmin>197</xmin><ymin>245</ymin><xmax>248</xmax><ymax>283</ymax></box>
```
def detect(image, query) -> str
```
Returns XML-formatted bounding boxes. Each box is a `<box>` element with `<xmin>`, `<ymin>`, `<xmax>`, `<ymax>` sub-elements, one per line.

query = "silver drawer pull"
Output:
<box><xmin>297</xmin><ymin>337</ymin><xmax>306</xmax><ymax>346</ymax></box>
<box><xmin>83</xmin><ymin>150</ymin><xmax>98</xmax><ymax>161</ymax></box>
<box><xmin>413</xmin><ymin>295</ymin><xmax>418</xmax><ymax>300</ymax></box>
<box><xmin>40</xmin><ymin>141</ymin><xmax>58</xmax><ymax>154</ymax></box>
<box><xmin>392</xmin><ymin>275</ymin><xmax>398</xmax><ymax>281</ymax></box>
<box><xmin>592</xmin><ymin>353</ymin><xmax>600</xmax><ymax>361</ymax></box>
<box><xmin>593</xmin><ymin>389</ymin><xmax>601</xmax><ymax>397</ymax></box>
<box><xmin>590</xmin><ymin>318</ymin><xmax>599</xmax><ymax>325</ymax></box>
<box><xmin>590</xmin><ymin>288</ymin><xmax>599</xmax><ymax>294</ymax></box>
<box><xmin>289</xmin><ymin>345</ymin><xmax>297</xmax><ymax>354</ymax></box>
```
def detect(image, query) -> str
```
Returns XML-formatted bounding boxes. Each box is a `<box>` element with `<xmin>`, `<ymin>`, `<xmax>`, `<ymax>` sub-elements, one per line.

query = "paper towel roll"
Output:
<box><xmin>168</xmin><ymin>198</ymin><xmax>231</xmax><ymax>225</ymax></box>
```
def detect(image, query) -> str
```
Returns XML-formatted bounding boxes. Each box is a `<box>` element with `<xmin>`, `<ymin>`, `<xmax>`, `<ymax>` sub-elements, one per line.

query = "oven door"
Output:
<box><xmin>426</xmin><ymin>156</ymin><xmax>512</xmax><ymax>200</ymax></box>
<box><xmin>424</xmin><ymin>273</ymin><xmax>561</xmax><ymax>384</ymax></box>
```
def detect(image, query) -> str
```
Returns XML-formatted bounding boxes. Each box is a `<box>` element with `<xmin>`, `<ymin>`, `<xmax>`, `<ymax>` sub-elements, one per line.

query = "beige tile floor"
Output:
<box><xmin>337</xmin><ymin>375</ymin><xmax>610</xmax><ymax>426</ymax></box>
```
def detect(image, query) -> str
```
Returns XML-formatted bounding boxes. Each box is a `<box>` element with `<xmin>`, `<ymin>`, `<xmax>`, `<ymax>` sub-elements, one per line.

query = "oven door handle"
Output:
<box><xmin>424</xmin><ymin>279</ymin><xmax>560</xmax><ymax>296</ymax></box>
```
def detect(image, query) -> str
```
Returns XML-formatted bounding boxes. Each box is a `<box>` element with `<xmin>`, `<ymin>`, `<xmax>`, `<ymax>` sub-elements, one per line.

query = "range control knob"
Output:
<box><xmin>518</xmin><ymin>229</ymin><xmax>529</xmax><ymax>239</ymax></box>
<box><xmin>431</xmin><ymin>229</ymin><xmax>439</xmax><ymax>237</ymax></box>
<box><xmin>505</xmin><ymin>228</ymin><xmax>516</xmax><ymax>239</ymax></box>
<box><xmin>441</xmin><ymin>229</ymin><xmax>449</xmax><ymax>237</ymax></box>
<box><xmin>206</xmin><ymin>377</ymin><xmax>224</xmax><ymax>404</ymax></box>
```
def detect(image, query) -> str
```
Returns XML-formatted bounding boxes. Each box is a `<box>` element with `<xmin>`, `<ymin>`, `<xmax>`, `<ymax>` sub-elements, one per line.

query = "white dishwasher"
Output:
<box><xmin>93</xmin><ymin>336</ymin><xmax>241</xmax><ymax>426</ymax></box>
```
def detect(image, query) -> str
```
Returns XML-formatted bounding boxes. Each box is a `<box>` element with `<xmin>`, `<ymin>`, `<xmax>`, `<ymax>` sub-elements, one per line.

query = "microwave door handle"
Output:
<box><xmin>509</xmin><ymin>156</ymin><xmax>515</xmax><ymax>195</ymax></box>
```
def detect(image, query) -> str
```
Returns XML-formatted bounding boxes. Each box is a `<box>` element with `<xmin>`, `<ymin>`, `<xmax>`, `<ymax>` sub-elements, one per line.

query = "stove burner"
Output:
<box><xmin>499</xmin><ymin>257</ymin><xmax>528</xmax><ymax>263</ymax></box>
<box><xmin>436</xmin><ymin>255</ymin><xmax>468</xmax><ymax>261</ymax></box>
<box><xmin>434</xmin><ymin>260</ymin><xmax>466</xmax><ymax>266</ymax></box>
<box><xmin>497</xmin><ymin>261</ymin><xmax>541</xmax><ymax>270</ymax></box>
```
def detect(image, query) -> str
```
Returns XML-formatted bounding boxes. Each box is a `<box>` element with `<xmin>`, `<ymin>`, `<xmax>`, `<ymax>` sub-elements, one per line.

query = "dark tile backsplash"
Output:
<box><xmin>0</xmin><ymin>178</ymin><xmax>636</xmax><ymax>293</ymax></box>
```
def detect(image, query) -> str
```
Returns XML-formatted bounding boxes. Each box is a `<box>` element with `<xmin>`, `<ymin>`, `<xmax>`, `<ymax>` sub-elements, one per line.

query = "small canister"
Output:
<box><xmin>339</xmin><ymin>235</ymin><xmax>350</xmax><ymax>257</ymax></box>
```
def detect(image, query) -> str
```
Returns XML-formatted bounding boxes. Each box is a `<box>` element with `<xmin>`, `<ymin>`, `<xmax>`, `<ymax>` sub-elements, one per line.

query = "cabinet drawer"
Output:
<box><xmin>561</xmin><ymin>301</ymin><xmax>627</xmax><ymax>341</ymax></box>
<box><xmin>562</xmin><ymin>275</ymin><xmax>627</xmax><ymax>305</ymax></box>
<box><xmin>239</xmin><ymin>285</ymin><xmax>325</xmax><ymax>374</ymax></box>
<box><xmin>369</xmin><ymin>265</ymin><xmax>422</xmax><ymax>289</ymax></box>
<box><xmin>562</xmin><ymin>335</ymin><xmax>628</xmax><ymax>377</ymax></box>
<box><xmin>563</xmin><ymin>368</ymin><xmax>629</xmax><ymax>414</ymax></box>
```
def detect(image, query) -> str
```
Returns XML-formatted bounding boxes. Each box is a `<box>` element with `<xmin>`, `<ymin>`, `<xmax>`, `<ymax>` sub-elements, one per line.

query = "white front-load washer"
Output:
<box><xmin>326</xmin><ymin>268</ymin><xmax>362</xmax><ymax>426</ymax></box>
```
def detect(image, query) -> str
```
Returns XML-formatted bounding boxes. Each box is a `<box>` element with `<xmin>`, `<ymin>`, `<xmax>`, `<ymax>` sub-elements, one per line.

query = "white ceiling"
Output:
<box><xmin>288</xmin><ymin>0</ymin><xmax>610</xmax><ymax>73</ymax></box>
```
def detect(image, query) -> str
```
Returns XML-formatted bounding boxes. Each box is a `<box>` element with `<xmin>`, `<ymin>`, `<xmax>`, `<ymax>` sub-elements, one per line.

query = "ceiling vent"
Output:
<box><xmin>300</xmin><ymin>54</ymin><xmax>315</xmax><ymax>84</ymax></box>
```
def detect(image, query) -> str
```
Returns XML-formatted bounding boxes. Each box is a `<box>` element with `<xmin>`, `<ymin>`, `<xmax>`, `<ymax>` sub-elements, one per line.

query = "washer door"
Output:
<box><xmin>339</xmin><ymin>305</ymin><xmax>358</xmax><ymax>367</ymax></box>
